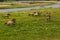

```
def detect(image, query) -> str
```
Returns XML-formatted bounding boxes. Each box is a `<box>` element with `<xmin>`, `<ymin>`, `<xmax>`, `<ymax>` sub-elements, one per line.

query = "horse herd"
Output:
<box><xmin>29</xmin><ymin>12</ymin><xmax>51</xmax><ymax>20</ymax></box>
<box><xmin>3</xmin><ymin>12</ymin><xmax>51</xmax><ymax>26</ymax></box>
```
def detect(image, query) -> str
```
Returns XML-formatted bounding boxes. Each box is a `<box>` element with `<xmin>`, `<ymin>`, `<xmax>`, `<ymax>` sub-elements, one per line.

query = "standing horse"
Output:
<box><xmin>45</xmin><ymin>13</ymin><xmax>51</xmax><ymax>21</ymax></box>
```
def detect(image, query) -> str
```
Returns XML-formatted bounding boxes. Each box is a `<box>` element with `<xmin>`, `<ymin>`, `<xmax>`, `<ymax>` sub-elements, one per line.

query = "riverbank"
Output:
<box><xmin>0</xmin><ymin>2</ymin><xmax>60</xmax><ymax>12</ymax></box>
<box><xmin>0</xmin><ymin>1</ymin><xmax>56</xmax><ymax>9</ymax></box>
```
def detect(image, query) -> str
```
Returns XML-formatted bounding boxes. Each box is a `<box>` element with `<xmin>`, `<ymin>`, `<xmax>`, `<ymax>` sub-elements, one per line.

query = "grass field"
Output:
<box><xmin>0</xmin><ymin>8</ymin><xmax>60</xmax><ymax>40</ymax></box>
<box><xmin>0</xmin><ymin>2</ymin><xmax>56</xmax><ymax>9</ymax></box>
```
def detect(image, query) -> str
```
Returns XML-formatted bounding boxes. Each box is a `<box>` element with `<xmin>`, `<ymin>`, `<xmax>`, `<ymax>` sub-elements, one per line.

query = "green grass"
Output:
<box><xmin>0</xmin><ymin>8</ymin><xmax>60</xmax><ymax>40</ymax></box>
<box><xmin>0</xmin><ymin>2</ymin><xmax>56</xmax><ymax>9</ymax></box>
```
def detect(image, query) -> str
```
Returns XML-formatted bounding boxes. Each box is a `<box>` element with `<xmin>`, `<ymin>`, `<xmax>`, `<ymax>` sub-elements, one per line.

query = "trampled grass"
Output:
<box><xmin>0</xmin><ymin>8</ymin><xmax>60</xmax><ymax>40</ymax></box>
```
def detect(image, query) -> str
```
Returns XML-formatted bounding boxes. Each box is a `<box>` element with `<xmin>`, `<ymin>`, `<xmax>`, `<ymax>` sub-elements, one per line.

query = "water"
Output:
<box><xmin>0</xmin><ymin>3</ymin><xmax>60</xmax><ymax>12</ymax></box>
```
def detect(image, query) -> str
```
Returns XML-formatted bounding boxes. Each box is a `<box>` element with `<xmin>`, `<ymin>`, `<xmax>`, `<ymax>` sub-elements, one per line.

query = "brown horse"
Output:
<box><xmin>3</xmin><ymin>14</ymin><xmax>10</xmax><ymax>18</ymax></box>
<box><xmin>45</xmin><ymin>13</ymin><xmax>51</xmax><ymax>21</ymax></box>
<box><xmin>29</xmin><ymin>12</ymin><xmax>41</xmax><ymax>16</ymax></box>
<box><xmin>5</xmin><ymin>18</ymin><xmax>16</xmax><ymax>26</ymax></box>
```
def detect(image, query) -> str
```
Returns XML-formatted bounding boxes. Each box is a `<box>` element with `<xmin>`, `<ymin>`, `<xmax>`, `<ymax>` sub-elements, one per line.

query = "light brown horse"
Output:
<box><xmin>45</xmin><ymin>13</ymin><xmax>51</xmax><ymax>21</ymax></box>
<box><xmin>5</xmin><ymin>18</ymin><xmax>16</xmax><ymax>26</ymax></box>
<box><xmin>29</xmin><ymin>12</ymin><xmax>41</xmax><ymax>16</ymax></box>
<box><xmin>3</xmin><ymin>14</ymin><xmax>10</xmax><ymax>18</ymax></box>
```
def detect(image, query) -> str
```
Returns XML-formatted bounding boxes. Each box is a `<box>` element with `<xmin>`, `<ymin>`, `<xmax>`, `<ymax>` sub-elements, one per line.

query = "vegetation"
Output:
<box><xmin>0</xmin><ymin>2</ymin><xmax>55</xmax><ymax>9</ymax></box>
<box><xmin>0</xmin><ymin>8</ymin><xmax>60</xmax><ymax>40</ymax></box>
<box><xmin>0</xmin><ymin>0</ymin><xmax>60</xmax><ymax>2</ymax></box>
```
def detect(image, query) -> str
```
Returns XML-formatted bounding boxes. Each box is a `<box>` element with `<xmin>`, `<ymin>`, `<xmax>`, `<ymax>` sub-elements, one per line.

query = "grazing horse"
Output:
<box><xmin>29</xmin><ymin>12</ymin><xmax>41</xmax><ymax>16</ymax></box>
<box><xmin>45</xmin><ymin>13</ymin><xmax>51</xmax><ymax>21</ymax></box>
<box><xmin>3</xmin><ymin>14</ymin><xmax>10</xmax><ymax>18</ymax></box>
<box><xmin>5</xmin><ymin>18</ymin><xmax>16</xmax><ymax>26</ymax></box>
<box><xmin>34</xmin><ymin>12</ymin><xmax>41</xmax><ymax>16</ymax></box>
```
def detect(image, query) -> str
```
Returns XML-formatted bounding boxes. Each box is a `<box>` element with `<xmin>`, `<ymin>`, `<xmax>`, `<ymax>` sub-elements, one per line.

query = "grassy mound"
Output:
<box><xmin>0</xmin><ymin>8</ymin><xmax>60</xmax><ymax>40</ymax></box>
